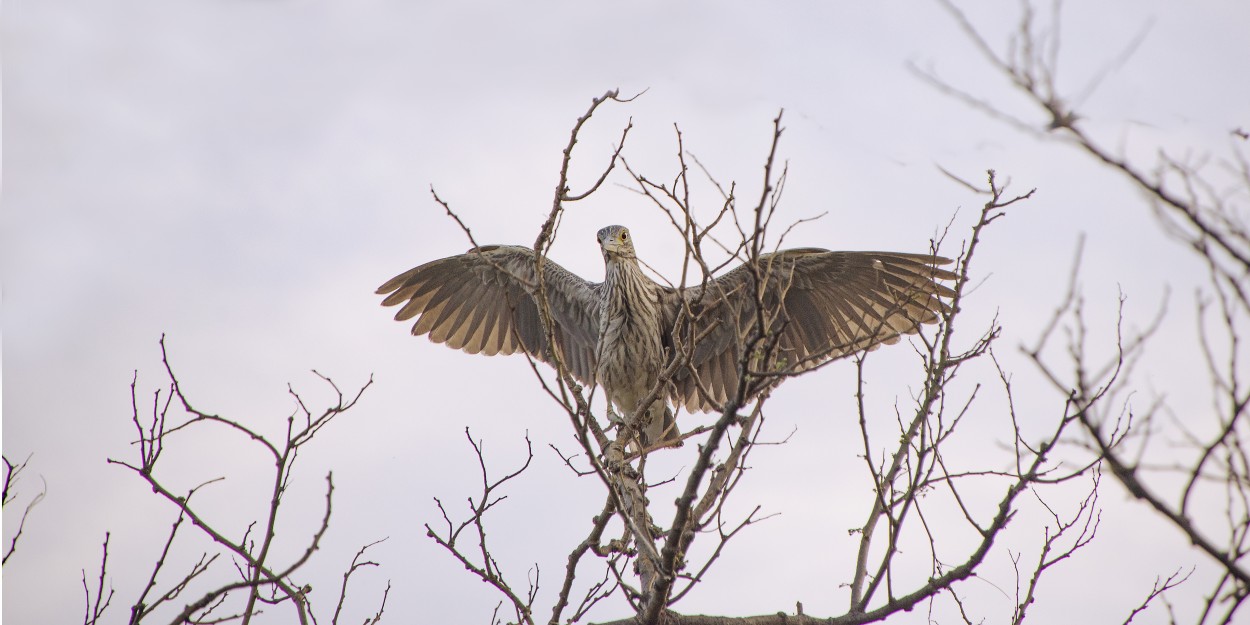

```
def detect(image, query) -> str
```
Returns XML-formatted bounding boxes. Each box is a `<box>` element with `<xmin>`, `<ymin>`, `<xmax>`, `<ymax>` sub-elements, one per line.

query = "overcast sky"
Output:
<box><xmin>5</xmin><ymin>1</ymin><xmax>1248</xmax><ymax>623</ymax></box>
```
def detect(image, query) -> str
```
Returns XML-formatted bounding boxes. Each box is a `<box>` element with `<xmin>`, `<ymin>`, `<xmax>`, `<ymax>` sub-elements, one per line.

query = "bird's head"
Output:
<box><xmin>597</xmin><ymin>225</ymin><xmax>635</xmax><ymax>261</ymax></box>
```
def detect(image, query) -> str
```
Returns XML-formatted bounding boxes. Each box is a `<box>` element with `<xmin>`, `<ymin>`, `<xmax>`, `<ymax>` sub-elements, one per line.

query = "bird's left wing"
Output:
<box><xmin>377</xmin><ymin>245</ymin><xmax>602</xmax><ymax>385</ymax></box>
<box><xmin>660</xmin><ymin>249</ymin><xmax>959</xmax><ymax>412</ymax></box>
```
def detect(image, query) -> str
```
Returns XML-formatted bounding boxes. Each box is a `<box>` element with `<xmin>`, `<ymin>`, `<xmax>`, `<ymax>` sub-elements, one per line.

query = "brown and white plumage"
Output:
<box><xmin>378</xmin><ymin>225</ymin><xmax>957</xmax><ymax>444</ymax></box>
<box><xmin>661</xmin><ymin>246</ymin><xmax>958</xmax><ymax>413</ymax></box>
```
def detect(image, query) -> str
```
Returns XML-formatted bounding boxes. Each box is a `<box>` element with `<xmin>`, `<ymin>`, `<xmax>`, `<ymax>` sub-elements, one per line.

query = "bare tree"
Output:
<box><xmin>75</xmin><ymin>11</ymin><xmax>1246</xmax><ymax>616</ymax></box>
<box><xmin>81</xmin><ymin>336</ymin><xmax>390</xmax><ymax>624</ymax></box>
<box><xmin>419</xmin><ymin>92</ymin><xmax>1122</xmax><ymax>625</ymax></box>
<box><xmin>920</xmin><ymin>1</ymin><xmax>1250</xmax><ymax>623</ymax></box>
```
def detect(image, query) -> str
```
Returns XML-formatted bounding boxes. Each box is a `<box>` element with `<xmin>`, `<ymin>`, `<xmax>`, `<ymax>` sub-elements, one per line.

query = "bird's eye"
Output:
<box><xmin>621</xmin><ymin>232</ymin><xmax>628</xmax><ymax>241</ymax></box>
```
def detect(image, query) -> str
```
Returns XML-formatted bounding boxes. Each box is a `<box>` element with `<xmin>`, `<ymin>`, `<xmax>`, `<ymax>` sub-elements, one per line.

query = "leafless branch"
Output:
<box><xmin>930</xmin><ymin>4</ymin><xmax>1250</xmax><ymax>620</ymax></box>
<box><xmin>2</xmin><ymin>453</ymin><xmax>45</xmax><ymax>566</ymax></box>
<box><xmin>425</xmin><ymin>429</ymin><xmax>538</xmax><ymax>625</ymax></box>
<box><xmin>82</xmin><ymin>533</ymin><xmax>115</xmax><ymax>625</ymax></box>
<box><xmin>93</xmin><ymin>336</ymin><xmax>381</xmax><ymax>624</ymax></box>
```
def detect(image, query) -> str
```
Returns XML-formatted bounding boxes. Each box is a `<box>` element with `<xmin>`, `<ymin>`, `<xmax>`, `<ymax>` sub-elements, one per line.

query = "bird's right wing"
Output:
<box><xmin>377</xmin><ymin>245</ymin><xmax>602</xmax><ymax>385</ymax></box>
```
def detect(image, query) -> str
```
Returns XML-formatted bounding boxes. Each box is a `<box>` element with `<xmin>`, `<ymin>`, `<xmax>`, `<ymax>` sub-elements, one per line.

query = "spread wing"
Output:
<box><xmin>662</xmin><ymin>249</ymin><xmax>958</xmax><ymax>412</ymax></box>
<box><xmin>377</xmin><ymin>245</ymin><xmax>602</xmax><ymax>384</ymax></box>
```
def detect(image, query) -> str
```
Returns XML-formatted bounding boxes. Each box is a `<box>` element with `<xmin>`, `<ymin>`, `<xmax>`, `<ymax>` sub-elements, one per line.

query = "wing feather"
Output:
<box><xmin>454</xmin><ymin>288</ymin><xmax>496</xmax><ymax>354</ymax></box>
<box><xmin>378</xmin><ymin>245</ymin><xmax>602</xmax><ymax>384</ymax></box>
<box><xmin>437</xmin><ymin>281</ymin><xmax>491</xmax><ymax>348</ymax></box>
<box><xmin>424</xmin><ymin>279</ymin><xmax>484</xmax><ymax>344</ymax></box>
<box><xmin>663</xmin><ymin>249</ymin><xmax>957</xmax><ymax>412</ymax></box>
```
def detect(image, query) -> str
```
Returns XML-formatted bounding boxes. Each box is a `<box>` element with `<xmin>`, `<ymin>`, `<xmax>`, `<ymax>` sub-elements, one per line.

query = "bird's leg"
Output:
<box><xmin>606</xmin><ymin>401</ymin><xmax>649</xmax><ymax>456</ymax></box>
<box><xmin>602</xmin><ymin>406</ymin><xmax>620</xmax><ymax>437</ymax></box>
<box><xmin>605</xmin><ymin>404</ymin><xmax>624</xmax><ymax>427</ymax></box>
<box><xmin>637</xmin><ymin>402</ymin><xmax>682</xmax><ymax>450</ymax></box>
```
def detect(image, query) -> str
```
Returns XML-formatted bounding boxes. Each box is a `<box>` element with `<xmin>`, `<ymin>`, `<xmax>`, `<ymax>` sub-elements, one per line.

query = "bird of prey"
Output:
<box><xmin>378</xmin><ymin>225</ymin><xmax>957</xmax><ymax>447</ymax></box>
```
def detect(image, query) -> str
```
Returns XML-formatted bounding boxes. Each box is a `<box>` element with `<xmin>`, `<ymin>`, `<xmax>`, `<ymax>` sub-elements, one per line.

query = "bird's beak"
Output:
<box><xmin>601</xmin><ymin>234</ymin><xmax>624</xmax><ymax>256</ymax></box>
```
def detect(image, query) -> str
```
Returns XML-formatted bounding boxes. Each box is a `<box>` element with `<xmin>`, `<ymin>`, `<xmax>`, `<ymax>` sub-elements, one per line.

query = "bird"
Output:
<box><xmin>377</xmin><ymin>225</ymin><xmax>958</xmax><ymax>447</ymax></box>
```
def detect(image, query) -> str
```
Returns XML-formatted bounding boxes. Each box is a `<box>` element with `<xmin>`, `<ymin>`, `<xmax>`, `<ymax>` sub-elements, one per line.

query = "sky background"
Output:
<box><xmin>5</xmin><ymin>1</ymin><xmax>1248</xmax><ymax>623</ymax></box>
